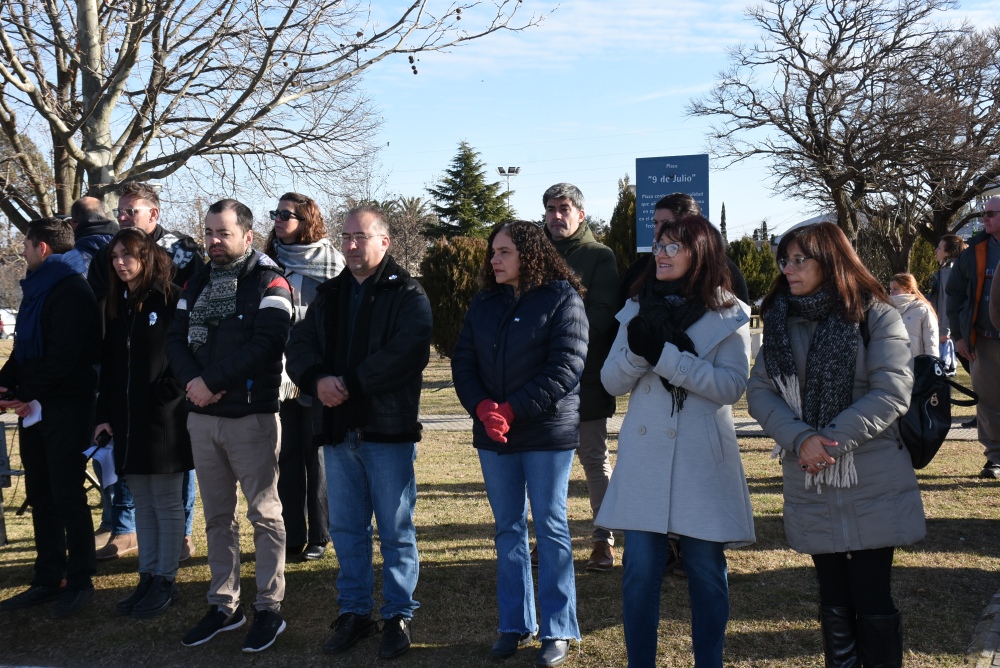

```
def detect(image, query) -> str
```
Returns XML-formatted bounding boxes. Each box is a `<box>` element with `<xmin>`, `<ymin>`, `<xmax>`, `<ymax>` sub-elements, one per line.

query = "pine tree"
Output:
<box><xmin>425</xmin><ymin>141</ymin><xmax>512</xmax><ymax>239</ymax></box>
<box><xmin>720</xmin><ymin>203</ymin><xmax>728</xmax><ymax>244</ymax></box>
<box><xmin>604</xmin><ymin>175</ymin><xmax>637</xmax><ymax>279</ymax></box>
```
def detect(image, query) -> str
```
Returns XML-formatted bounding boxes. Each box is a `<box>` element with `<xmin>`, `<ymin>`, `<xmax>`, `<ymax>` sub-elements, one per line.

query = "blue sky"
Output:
<box><xmin>359</xmin><ymin>0</ymin><xmax>1000</xmax><ymax>239</ymax></box>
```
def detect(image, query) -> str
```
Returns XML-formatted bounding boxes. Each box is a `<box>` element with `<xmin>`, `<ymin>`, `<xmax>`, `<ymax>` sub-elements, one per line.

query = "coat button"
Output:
<box><xmin>638</xmin><ymin>426</ymin><xmax>647</xmax><ymax>435</ymax></box>
<box><xmin>642</xmin><ymin>384</ymin><xmax>650</xmax><ymax>393</ymax></box>
<box><xmin>668</xmin><ymin>429</ymin><xmax>676</xmax><ymax>438</ymax></box>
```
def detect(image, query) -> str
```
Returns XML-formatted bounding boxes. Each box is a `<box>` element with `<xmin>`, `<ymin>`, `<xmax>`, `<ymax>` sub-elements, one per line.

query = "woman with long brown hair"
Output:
<box><xmin>747</xmin><ymin>222</ymin><xmax>924</xmax><ymax>667</ymax></box>
<box><xmin>95</xmin><ymin>227</ymin><xmax>192</xmax><ymax>618</ymax></box>
<box><xmin>265</xmin><ymin>192</ymin><xmax>344</xmax><ymax>561</ymax></box>
<box><xmin>599</xmin><ymin>214</ymin><xmax>754</xmax><ymax>667</ymax></box>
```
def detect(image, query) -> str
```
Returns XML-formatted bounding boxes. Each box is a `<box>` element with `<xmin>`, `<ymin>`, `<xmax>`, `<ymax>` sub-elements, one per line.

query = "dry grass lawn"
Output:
<box><xmin>0</xmin><ymin>354</ymin><xmax>995</xmax><ymax>666</ymax></box>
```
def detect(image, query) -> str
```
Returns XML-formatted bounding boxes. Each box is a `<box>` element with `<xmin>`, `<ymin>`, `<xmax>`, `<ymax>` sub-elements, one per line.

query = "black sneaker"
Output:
<box><xmin>491</xmin><ymin>631</ymin><xmax>533</xmax><ymax>658</ymax></box>
<box><xmin>243</xmin><ymin>609</ymin><xmax>286</xmax><ymax>653</ymax></box>
<box><xmin>51</xmin><ymin>586</ymin><xmax>95</xmax><ymax>618</ymax></box>
<box><xmin>323</xmin><ymin>611</ymin><xmax>379</xmax><ymax>654</ymax></box>
<box><xmin>0</xmin><ymin>584</ymin><xmax>63</xmax><ymax>611</ymax></box>
<box><xmin>981</xmin><ymin>462</ymin><xmax>1000</xmax><ymax>479</ymax></box>
<box><xmin>182</xmin><ymin>605</ymin><xmax>246</xmax><ymax>647</ymax></box>
<box><xmin>963</xmin><ymin>416</ymin><xmax>978</xmax><ymax>429</ymax></box>
<box><xmin>379</xmin><ymin>615</ymin><xmax>411</xmax><ymax>659</ymax></box>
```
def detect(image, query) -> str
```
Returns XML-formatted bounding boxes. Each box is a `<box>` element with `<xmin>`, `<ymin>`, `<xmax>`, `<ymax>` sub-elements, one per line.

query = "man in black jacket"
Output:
<box><xmin>166</xmin><ymin>199</ymin><xmax>292</xmax><ymax>653</ymax></box>
<box><xmin>0</xmin><ymin>218</ymin><xmax>101</xmax><ymax>618</ymax></box>
<box><xmin>286</xmin><ymin>205</ymin><xmax>432</xmax><ymax>661</ymax></box>
<box><xmin>69</xmin><ymin>196</ymin><xmax>119</xmax><ymax>274</ymax></box>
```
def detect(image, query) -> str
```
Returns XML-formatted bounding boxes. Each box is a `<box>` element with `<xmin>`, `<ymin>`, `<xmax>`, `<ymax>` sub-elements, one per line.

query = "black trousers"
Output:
<box><xmin>812</xmin><ymin>547</ymin><xmax>896</xmax><ymax>615</ymax></box>
<box><xmin>19</xmin><ymin>400</ymin><xmax>97</xmax><ymax>590</ymax></box>
<box><xmin>277</xmin><ymin>399</ymin><xmax>330</xmax><ymax>547</ymax></box>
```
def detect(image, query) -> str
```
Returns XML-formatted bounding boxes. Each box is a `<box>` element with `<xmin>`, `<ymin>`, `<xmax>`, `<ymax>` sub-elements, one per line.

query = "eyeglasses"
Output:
<box><xmin>341</xmin><ymin>233</ymin><xmax>385</xmax><ymax>245</ymax></box>
<box><xmin>269</xmin><ymin>210</ymin><xmax>301</xmax><ymax>222</ymax></box>
<box><xmin>112</xmin><ymin>207</ymin><xmax>153</xmax><ymax>218</ymax></box>
<box><xmin>651</xmin><ymin>242</ymin><xmax>685</xmax><ymax>257</ymax></box>
<box><xmin>984</xmin><ymin>210</ymin><xmax>1000</xmax><ymax>219</ymax></box>
<box><xmin>778</xmin><ymin>255</ymin><xmax>814</xmax><ymax>270</ymax></box>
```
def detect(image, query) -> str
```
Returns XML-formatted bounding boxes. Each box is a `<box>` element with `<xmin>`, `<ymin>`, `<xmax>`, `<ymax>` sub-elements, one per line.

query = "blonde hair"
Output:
<box><xmin>891</xmin><ymin>273</ymin><xmax>934</xmax><ymax>311</ymax></box>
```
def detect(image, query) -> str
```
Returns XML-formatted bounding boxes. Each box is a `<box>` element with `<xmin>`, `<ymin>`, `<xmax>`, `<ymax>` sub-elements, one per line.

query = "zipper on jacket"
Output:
<box><xmin>123</xmin><ymin>306</ymin><xmax>136</xmax><ymax>469</ymax></box>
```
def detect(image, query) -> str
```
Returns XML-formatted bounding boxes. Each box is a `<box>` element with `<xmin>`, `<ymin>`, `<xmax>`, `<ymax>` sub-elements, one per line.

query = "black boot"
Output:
<box><xmin>131</xmin><ymin>576</ymin><xmax>180</xmax><ymax>619</ymax></box>
<box><xmin>116</xmin><ymin>572</ymin><xmax>154</xmax><ymax>616</ymax></box>
<box><xmin>857</xmin><ymin>610</ymin><xmax>902</xmax><ymax>668</ymax></box>
<box><xmin>819</xmin><ymin>606</ymin><xmax>858</xmax><ymax>668</ymax></box>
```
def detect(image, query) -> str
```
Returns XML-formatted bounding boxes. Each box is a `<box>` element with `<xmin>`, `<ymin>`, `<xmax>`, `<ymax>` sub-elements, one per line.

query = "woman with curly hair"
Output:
<box><xmin>746</xmin><ymin>222</ymin><xmax>923</xmax><ymax>667</ymax></box>
<box><xmin>452</xmin><ymin>221</ymin><xmax>587</xmax><ymax>667</ymax></box>
<box><xmin>265</xmin><ymin>192</ymin><xmax>344</xmax><ymax>561</ymax></box>
<box><xmin>95</xmin><ymin>227</ymin><xmax>193</xmax><ymax>617</ymax></box>
<box><xmin>598</xmin><ymin>214</ymin><xmax>754</xmax><ymax>667</ymax></box>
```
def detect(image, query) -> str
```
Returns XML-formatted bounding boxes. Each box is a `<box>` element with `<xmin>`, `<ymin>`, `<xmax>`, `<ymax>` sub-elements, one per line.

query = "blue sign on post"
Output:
<box><xmin>635</xmin><ymin>154</ymin><xmax>710</xmax><ymax>252</ymax></box>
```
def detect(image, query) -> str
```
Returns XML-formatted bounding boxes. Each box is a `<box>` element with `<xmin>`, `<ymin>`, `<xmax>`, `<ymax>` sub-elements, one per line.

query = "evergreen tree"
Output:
<box><xmin>727</xmin><ymin>236</ymin><xmax>779</xmax><ymax>306</ymax></box>
<box><xmin>425</xmin><ymin>141</ymin><xmax>512</xmax><ymax>239</ymax></box>
<box><xmin>604</xmin><ymin>176</ymin><xmax>637</xmax><ymax>279</ymax></box>
<box><xmin>720</xmin><ymin>203</ymin><xmax>728</xmax><ymax>244</ymax></box>
<box><xmin>419</xmin><ymin>236</ymin><xmax>488</xmax><ymax>357</ymax></box>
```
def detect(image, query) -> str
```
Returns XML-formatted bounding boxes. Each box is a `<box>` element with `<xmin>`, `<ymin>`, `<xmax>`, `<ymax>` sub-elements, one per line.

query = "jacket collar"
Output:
<box><xmin>318</xmin><ymin>253</ymin><xmax>408</xmax><ymax>294</ymax></box>
<box><xmin>618</xmin><ymin>296</ymin><xmax>749</xmax><ymax>355</ymax></box>
<box><xmin>545</xmin><ymin>221</ymin><xmax>594</xmax><ymax>251</ymax></box>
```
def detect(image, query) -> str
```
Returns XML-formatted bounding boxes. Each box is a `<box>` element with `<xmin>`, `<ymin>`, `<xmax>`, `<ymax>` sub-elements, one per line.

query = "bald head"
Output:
<box><xmin>70</xmin><ymin>196</ymin><xmax>108</xmax><ymax>229</ymax></box>
<box><xmin>985</xmin><ymin>196</ymin><xmax>1000</xmax><ymax>241</ymax></box>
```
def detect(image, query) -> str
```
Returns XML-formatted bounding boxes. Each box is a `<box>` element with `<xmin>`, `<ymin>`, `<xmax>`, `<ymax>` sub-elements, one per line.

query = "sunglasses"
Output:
<box><xmin>269</xmin><ymin>210</ymin><xmax>301</xmax><ymax>222</ymax></box>
<box><xmin>112</xmin><ymin>207</ymin><xmax>153</xmax><ymax>218</ymax></box>
<box><xmin>984</xmin><ymin>210</ymin><xmax>1000</xmax><ymax>219</ymax></box>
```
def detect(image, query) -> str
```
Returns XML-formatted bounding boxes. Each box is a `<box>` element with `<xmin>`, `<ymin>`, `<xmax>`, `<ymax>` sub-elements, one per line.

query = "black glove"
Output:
<box><xmin>627</xmin><ymin>315</ymin><xmax>665</xmax><ymax>366</ymax></box>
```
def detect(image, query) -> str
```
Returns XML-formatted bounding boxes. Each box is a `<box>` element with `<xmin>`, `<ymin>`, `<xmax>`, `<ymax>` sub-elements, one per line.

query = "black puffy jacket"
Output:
<box><xmin>166</xmin><ymin>251</ymin><xmax>292</xmax><ymax>417</ymax></box>
<box><xmin>286</xmin><ymin>254</ymin><xmax>433</xmax><ymax>445</ymax></box>
<box><xmin>451</xmin><ymin>280</ymin><xmax>588</xmax><ymax>453</ymax></box>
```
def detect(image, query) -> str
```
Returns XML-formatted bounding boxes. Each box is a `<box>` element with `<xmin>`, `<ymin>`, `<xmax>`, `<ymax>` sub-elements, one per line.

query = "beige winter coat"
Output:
<box><xmin>891</xmin><ymin>294</ymin><xmax>938</xmax><ymax>357</ymax></box>
<box><xmin>746</xmin><ymin>302</ymin><xmax>925</xmax><ymax>555</ymax></box>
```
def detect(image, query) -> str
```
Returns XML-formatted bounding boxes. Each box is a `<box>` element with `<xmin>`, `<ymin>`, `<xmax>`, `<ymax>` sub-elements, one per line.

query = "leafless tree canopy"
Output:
<box><xmin>0</xmin><ymin>0</ymin><xmax>544</xmax><ymax>229</ymax></box>
<box><xmin>689</xmin><ymin>0</ymin><xmax>1000</xmax><ymax>271</ymax></box>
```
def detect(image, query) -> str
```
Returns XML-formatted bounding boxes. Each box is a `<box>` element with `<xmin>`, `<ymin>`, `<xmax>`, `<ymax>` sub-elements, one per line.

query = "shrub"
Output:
<box><xmin>419</xmin><ymin>235</ymin><xmax>487</xmax><ymax>358</ymax></box>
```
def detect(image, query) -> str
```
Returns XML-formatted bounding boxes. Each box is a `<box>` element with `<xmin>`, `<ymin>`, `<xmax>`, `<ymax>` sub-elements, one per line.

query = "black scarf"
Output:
<box><xmin>762</xmin><ymin>288</ymin><xmax>858</xmax><ymax>430</ymax></box>
<box><xmin>638</xmin><ymin>279</ymin><xmax>706</xmax><ymax>413</ymax></box>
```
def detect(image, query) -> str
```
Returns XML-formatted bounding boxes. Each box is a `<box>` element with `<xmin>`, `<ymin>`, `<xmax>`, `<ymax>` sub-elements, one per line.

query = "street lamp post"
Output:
<box><xmin>497</xmin><ymin>166</ymin><xmax>521</xmax><ymax>211</ymax></box>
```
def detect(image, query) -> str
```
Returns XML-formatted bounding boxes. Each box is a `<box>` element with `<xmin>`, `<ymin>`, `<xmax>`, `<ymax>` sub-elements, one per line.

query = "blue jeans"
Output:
<box><xmin>623</xmin><ymin>531</ymin><xmax>729</xmax><ymax>667</ymax></box>
<box><xmin>477</xmin><ymin>448</ymin><xmax>580</xmax><ymax>641</ymax></box>
<box><xmin>94</xmin><ymin>461</ymin><xmax>135</xmax><ymax>535</ymax></box>
<box><xmin>324</xmin><ymin>432</ymin><xmax>419</xmax><ymax>619</ymax></box>
<box><xmin>182</xmin><ymin>469</ymin><xmax>196</xmax><ymax>536</ymax></box>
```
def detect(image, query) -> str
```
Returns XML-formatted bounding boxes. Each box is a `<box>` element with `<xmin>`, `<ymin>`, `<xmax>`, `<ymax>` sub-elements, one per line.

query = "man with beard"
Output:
<box><xmin>166</xmin><ymin>199</ymin><xmax>292</xmax><ymax>653</ymax></box>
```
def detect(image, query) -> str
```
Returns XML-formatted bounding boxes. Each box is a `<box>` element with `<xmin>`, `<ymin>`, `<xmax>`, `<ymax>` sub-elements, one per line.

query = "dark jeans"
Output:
<box><xmin>277</xmin><ymin>399</ymin><xmax>330</xmax><ymax>547</ymax></box>
<box><xmin>19</xmin><ymin>400</ymin><xmax>97</xmax><ymax>590</ymax></box>
<box><xmin>812</xmin><ymin>547</ymin><xmax>896</xmax><ymax>615</ymax></box>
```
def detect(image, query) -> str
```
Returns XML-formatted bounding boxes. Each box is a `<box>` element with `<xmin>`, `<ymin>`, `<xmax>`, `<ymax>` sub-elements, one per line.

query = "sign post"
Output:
<box><xmin>635</xmin><ymin>154</ymin><xmax>710</xmax><ymax>252</ymax></box>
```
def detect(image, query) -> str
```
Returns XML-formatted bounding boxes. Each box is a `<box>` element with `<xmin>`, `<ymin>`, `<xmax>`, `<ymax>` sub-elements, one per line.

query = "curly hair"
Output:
<box><xmin>761</xmin><ymin>221</ymin><xmax>889</xmax><ymax>323</ymax></box>
<box><xmin>630</xmin><ymin>214</ymin><xmax>734</xmax><ymax>310</ymax></box>
<box><xmin>264</xmin><ymin>192</ymin><xmax>329</xmax><ymax>258</ymax></box>
<box><xmin>479</xmin><ymin>221</ymin><xmax>585</xmax><ymax>297</ymax></box>
<box><xmin>106</xmin><ymin>227</ymin><xmax>174</xmax><ymax>320</ymax></box>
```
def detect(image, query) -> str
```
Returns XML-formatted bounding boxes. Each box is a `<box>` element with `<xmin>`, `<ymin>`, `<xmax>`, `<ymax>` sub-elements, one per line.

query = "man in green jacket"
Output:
<box><xmin>543</xmin><ymin>183</ymin><xmax>621</xmax><ymax>571</ymax></box>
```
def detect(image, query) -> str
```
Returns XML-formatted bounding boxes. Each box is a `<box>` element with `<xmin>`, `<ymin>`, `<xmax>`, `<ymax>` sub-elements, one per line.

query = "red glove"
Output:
<box><xmin>476</xmin><ymin>399</ymin><xmax>512</xmax><ymax>444</ymax></box>
<box><xmin>496</xmin><ymin>402</ymin><xmax>515</xmax><ymax>425</ymax></box>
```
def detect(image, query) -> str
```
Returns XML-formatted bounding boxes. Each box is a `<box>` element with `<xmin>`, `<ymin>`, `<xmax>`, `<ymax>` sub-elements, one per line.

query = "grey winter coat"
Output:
<box><xmin>891</xmin><ymin>294</ymin><xmax>938</xmax><ymax>357</ymax></box>
<box><xmin>746</xmin><ymin>302</ymin><xmax>925</xmax><ymax>555</ymax></box>
<box><xmin>596</xmin><ymin>298</ymin><xmax>756</xmax><ymax>547</ymax></box>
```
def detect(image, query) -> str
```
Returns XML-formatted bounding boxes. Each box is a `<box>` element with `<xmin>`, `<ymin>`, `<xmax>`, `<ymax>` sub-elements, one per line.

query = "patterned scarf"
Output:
<box><xmin>273</xmin><ymin>238</ymin><xmax>343</xmax><ymax>284</ymax></box>
<box><xmin>762</xmin><ymin>287</ymin><xmax>860</xmax><ymax>492</ymax></box>
<box><xmin>187</xmin><ymin>246</ymin><xmax>253</xmax><ymax>352</ymax></box>
<box><xmin>637</xmin><ymin>279</ymin><xmax>706</xmax><ymax>413</ymax></box>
